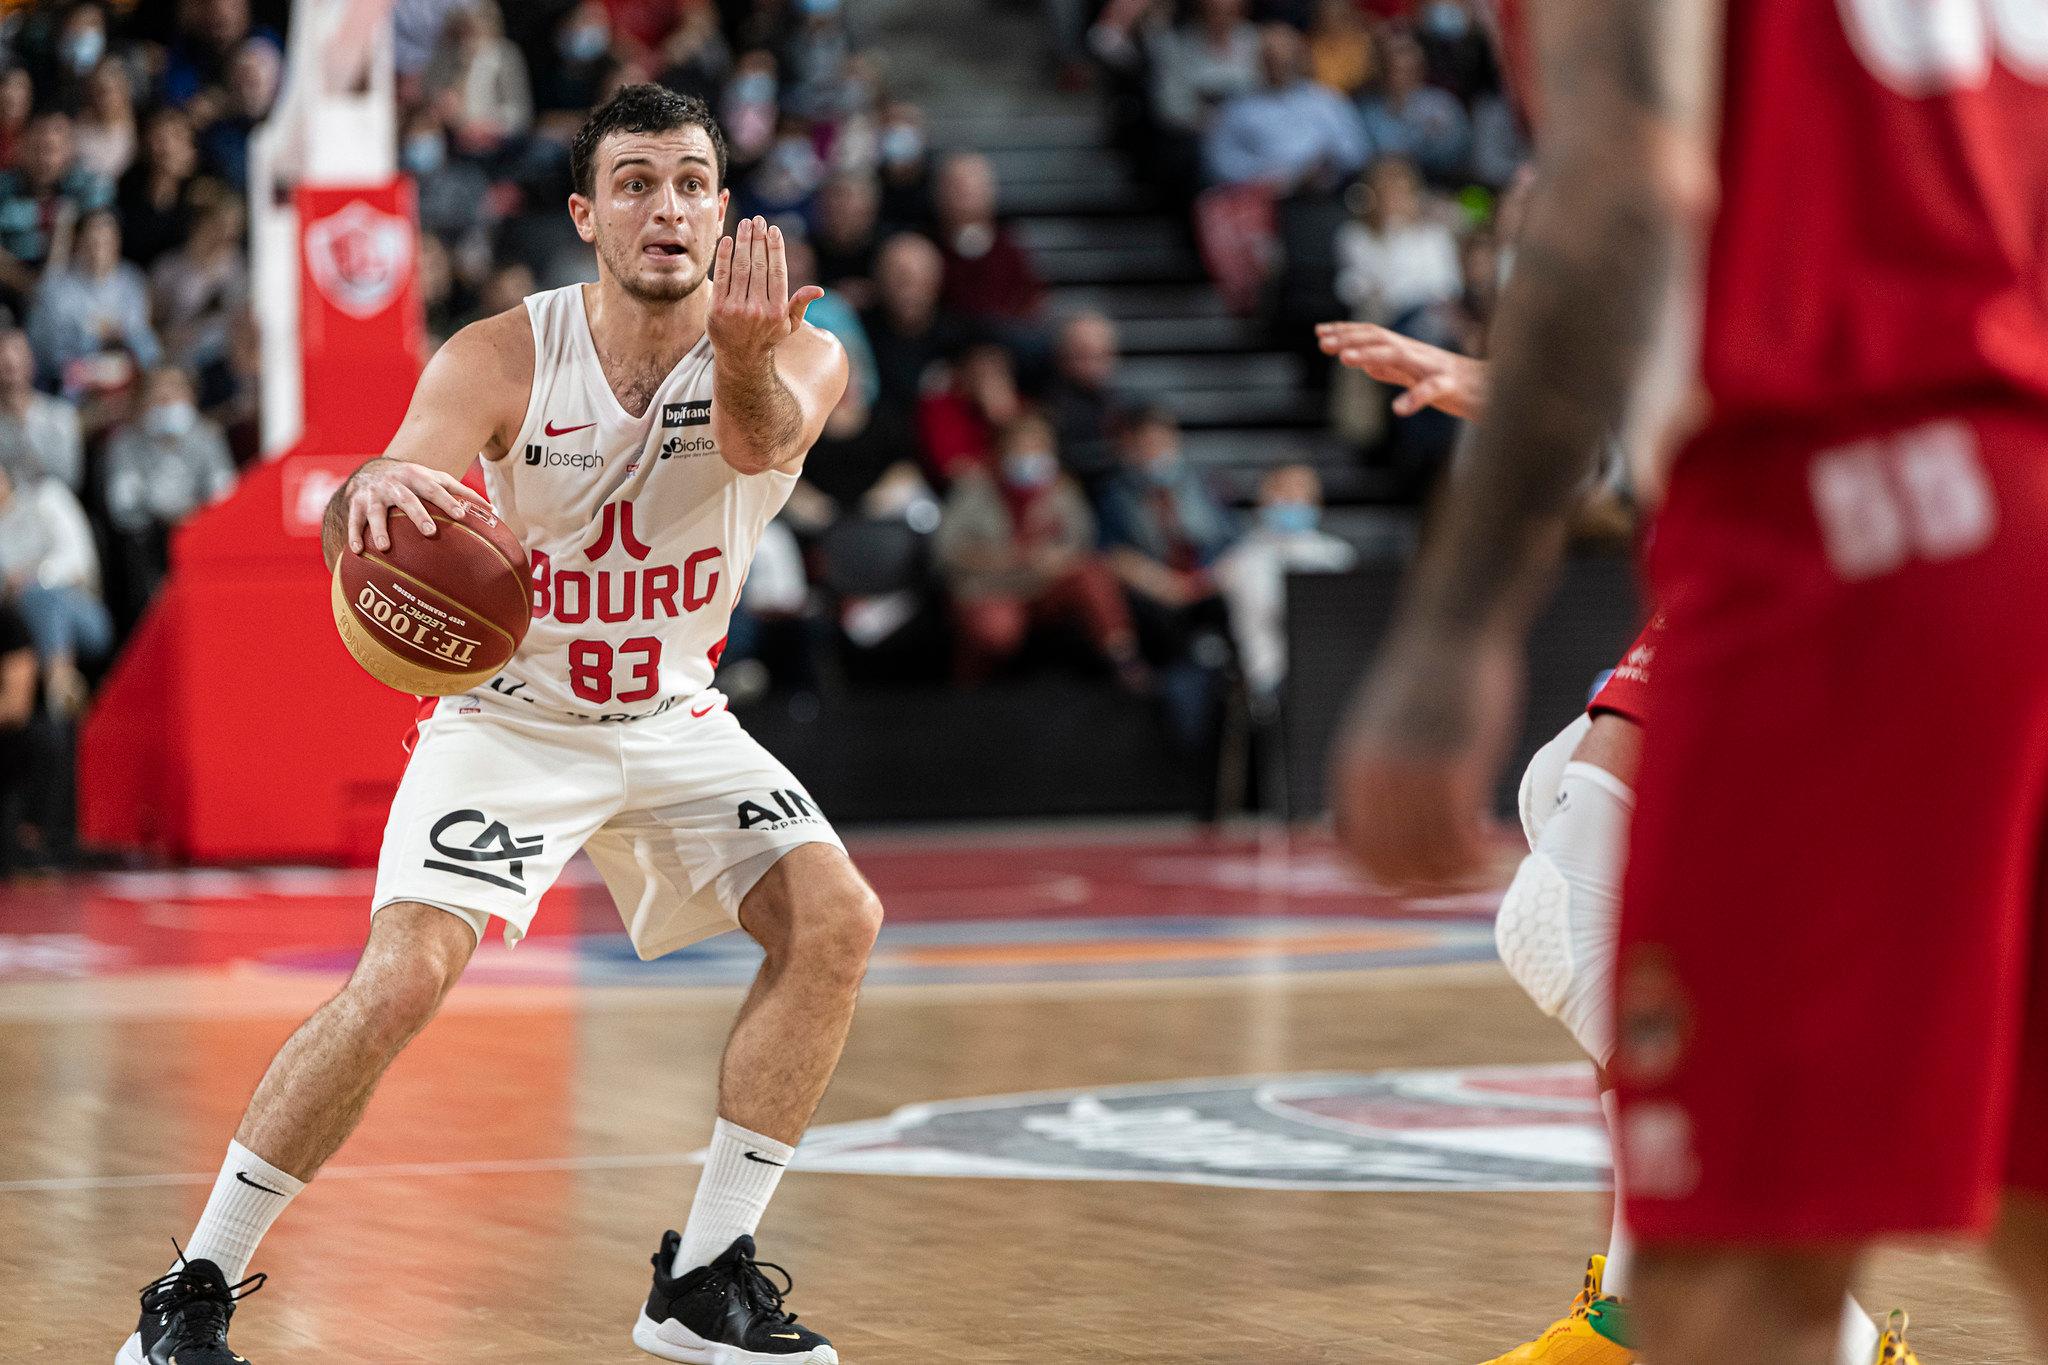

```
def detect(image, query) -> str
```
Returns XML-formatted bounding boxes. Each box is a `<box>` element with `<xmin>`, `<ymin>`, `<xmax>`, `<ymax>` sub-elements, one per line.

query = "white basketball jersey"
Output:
<box><xmin>475</xmin><ymin>284</ymin><xmax>797</xmax><ymax>721</ymax></box>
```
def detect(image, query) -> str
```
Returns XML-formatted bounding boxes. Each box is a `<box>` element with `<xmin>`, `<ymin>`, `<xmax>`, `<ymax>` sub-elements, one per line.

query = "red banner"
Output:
<box><xmin>297</xmin><ymin>182</ymin><xmax>425</xmax><ymax>458</ymax></box>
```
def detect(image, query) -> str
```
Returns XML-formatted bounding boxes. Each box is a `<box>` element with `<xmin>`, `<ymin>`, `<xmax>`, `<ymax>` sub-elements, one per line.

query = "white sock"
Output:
<box><xmin>1836</xmin><ymin>1296</ymin><xmax>1881</xmax><ymax>1365</ymax></box>
<box><xmin>181</xmin><ymin>1140</ymin><xmax>305</xmax><ymax>1282</ymax></box>
<box><xmin>673</xmin><ymin>1118</ymin><xmax>794</xmax><ymax>1274</ymax></box>
<box><xmin>1599</xmin><ymin>1090</ymin><xmax>1632</xmax><ymax>1296</ymax></box>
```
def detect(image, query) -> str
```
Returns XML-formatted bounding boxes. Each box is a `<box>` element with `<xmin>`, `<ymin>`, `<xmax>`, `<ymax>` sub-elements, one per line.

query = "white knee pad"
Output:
<box><xmin>1518</xmin><ymin>712</ymin><xmax>1593</xmax><ymax>849</ymax></box>
<box><xmin>1495</xmin><ymin>759</ymin><xmax>1634</xmax><ymax>1067</ymax></box>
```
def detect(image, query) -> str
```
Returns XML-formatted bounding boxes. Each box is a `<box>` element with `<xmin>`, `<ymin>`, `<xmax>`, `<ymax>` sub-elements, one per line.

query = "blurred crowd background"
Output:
<box><xmin>0</xmin><ymin>0</ymin><xmax>1613</xmax><ymax>873</ymax></box>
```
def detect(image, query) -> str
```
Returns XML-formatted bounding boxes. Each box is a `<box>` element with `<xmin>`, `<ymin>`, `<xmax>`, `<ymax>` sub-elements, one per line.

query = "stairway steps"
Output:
<box><xmin>1034</xmin><ymin>244</ymin><xmax>1203</xmax><ymax>284</ymax></box>
<box><xmin>1120</xmin><ymin>352</ymin><xmax>1300</xmax><ymax>392</ymax></box>
<box><xmin>1015</xmin><ymin>216</ymin><xmax>1186</xmax><ymax>252</ymax></box>
<box><xmin>1049</xmin><ymin>283</ymin><xmax>1236</xmax><ymax>321</ymax></box>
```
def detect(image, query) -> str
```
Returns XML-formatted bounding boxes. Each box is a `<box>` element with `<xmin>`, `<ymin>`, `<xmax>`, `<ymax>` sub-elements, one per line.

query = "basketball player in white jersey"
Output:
<box><xmin>119</xmin><ymin>87</ymin><xmax>864</xmax><ymax>1365</ymax></box>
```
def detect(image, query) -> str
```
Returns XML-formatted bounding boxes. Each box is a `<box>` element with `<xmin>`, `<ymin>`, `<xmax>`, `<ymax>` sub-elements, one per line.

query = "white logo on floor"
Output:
<box><xmin>787</xmin><ymin>1063</ymin><xmax>1610</xmax><ymax>1192</ymax></box>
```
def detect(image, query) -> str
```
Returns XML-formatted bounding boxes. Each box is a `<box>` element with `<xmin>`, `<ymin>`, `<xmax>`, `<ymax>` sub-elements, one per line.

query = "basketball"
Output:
<box><xmin>331</xmin><ymin>484</ymin><xmax>532</xmax><ymax>696</ymax></box>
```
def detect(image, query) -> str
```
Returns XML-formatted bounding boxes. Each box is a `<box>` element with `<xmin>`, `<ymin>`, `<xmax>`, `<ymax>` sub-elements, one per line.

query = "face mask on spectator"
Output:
<box><xmin>1424</xmin><ymin>1</ymin><xmax>1470</xmax><ymax>39</ymax></box>
<box><xmin>1001</xmin><ymin>450</ymin><xmax>1057</xmax><ymax>489</ymax></box>
<box><xmin>64</xmin><ymin>28</ymin><xmax>106</xmax><ymax>72</ymax></box>
<box><xmin>562</xmin><ymin>23</ymin><xmax>610</xmax><ymax>62</ymax></box>
<box><xmin>880</xmin><ymin>125</ymin><xmax>923</xmax><ymax>167</ymax></box>
<box><xmin>144</xmin><ymin>401</ymin><xmax>197</xmax><ymax>438</ymax></box>
<box><xmin>730</xmin><ymin>73</ymin><xmax>777</xmax><ymax>107</ymax></box>
<box><xmin>1261</xmin><ymin>500</ymin><xmax>1319</xmax><ymax>534</ymax></box>
<box><xmin>799</xmin><ymin>0</ymin><xmax>842</xmax><ymax>15</ymax></box>
<box><xmin>1143</xmin><ymin>453</ymin><xmax>1183</xmax><ymax>486</ymax></box>
<box><xmin>403</xmin><ymin>131</ymin><xmax>446</xmax><ymax>175</ymax></box>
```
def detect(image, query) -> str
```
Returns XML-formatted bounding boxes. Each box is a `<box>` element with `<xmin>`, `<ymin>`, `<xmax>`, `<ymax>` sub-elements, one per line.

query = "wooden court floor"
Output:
<box><xmin>0</xmin><ymin>830</ymin><xmax>2033</xmax><ymax>1363</ymax></box>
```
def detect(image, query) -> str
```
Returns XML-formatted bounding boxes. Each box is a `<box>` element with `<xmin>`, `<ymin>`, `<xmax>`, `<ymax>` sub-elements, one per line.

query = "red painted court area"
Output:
<box><xmin>0</xmin><ymin>829</ymin><xmax>1505</xmax><ymax>991</ymax></box>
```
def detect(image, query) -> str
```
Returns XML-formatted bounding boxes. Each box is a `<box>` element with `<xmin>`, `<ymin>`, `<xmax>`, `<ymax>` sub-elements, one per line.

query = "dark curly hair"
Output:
<box><xmin>570</xmin><ymin>84</ymin><xmax>730</xmax><ymax>199</ymax></box>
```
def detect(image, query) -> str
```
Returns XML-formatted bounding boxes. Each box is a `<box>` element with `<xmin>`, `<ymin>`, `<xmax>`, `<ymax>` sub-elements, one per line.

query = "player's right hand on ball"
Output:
<box><xmin>347</xmin><ymin>460</ymin><xmax>472</xmax><ymax>554</ymax></box>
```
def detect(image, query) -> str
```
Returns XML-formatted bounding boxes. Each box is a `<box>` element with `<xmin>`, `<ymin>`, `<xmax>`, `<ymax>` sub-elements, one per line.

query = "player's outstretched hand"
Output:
<box><xmin>709</xmin><ymin>215</ymin><xmax>826</xmax><ymax>361</ymax></box>
<box><xmin>1316</xmin><ymin>322</ymin><xmax>1488</xmax><ymax>420</ymax></box>
<box><xmin>347</xmin><ymin>460</ymin><xmax>472</xmax><ymax>555</ymax></box>
<box><xmin>1331</xmin><ymin>627</ymin><xmax>1519</xmax><ymax>892</ymax></box>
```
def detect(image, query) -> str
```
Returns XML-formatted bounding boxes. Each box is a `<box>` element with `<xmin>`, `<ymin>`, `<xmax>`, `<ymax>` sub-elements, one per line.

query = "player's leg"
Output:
<box><xmin>117</xmin><ymin>902</ymin><xmax>480</xmax><ymax>1365</ymax></box>
<box><xmin>1491</xmin><ymin>708</ymin><xmax>1885</xmax><ymax>1365</ymax></box>
<box><xmin>1990</xmin><ymin>1196</ymin><xmax>2048</xmax><ymax>1344</ymax></box>
<box><xmin>1616</xmin><ymin>416</ymin><xmax>2048</xmax><ymax>1365</ymax></box>
<box><xmin>1630</xmin><ymin>1251</ymin><xmax>1859</xmax><ymax>1365</ymax></box>
<box><xmin>602</xmin><ymin>710</ymin><xmax>873</xmax><ymax>1363</ymax></box>
<box><xmin>119</xmin><ymin>704</ymin><xmax>616</xmax><ymax>1365</ymax></box>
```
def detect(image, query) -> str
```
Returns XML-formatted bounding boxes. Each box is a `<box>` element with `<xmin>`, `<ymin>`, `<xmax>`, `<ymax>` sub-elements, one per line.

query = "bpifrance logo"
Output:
<box><xmin>304</xmin><ymin>200</ymin><xmax>413</xmax><ymax>320</ymax></box>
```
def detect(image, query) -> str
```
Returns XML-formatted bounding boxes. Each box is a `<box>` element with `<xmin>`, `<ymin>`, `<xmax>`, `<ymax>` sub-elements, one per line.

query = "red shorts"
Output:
<box><xmin>1614</xmin><ymin>407</ymin><xmax>2048</xmax><ymax>1245</ymax></box>
<box><xmin>1588</xmin><ymin>615</ymin><xmax>1662</xmax><ymax>726</ymax></box>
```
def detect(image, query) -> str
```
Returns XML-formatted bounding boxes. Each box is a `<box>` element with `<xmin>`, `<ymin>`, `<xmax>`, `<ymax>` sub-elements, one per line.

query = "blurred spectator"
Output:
<box><xmin>103</xmin><ymin>364</ymin><xmax>236</xmax><ymax>616</ymax></box>
<box><xmin>1334</xmin><ymin>156</ymin><xmax>1461</xmax><ymax>326</ymax></box>
<box><xmin>535</xmin><ymin>3</ymin><xmax>622</xmax><ymax>118</ymax></box>
<box><xmin>812</xmin><ymin>170</ymin><xmax>881</xmax><ymax>306</ymax></box>
<box><xmin>935</xmin><ymin>411</ymin><xmax>1142</xmax><ymax>686</ymax></box>
<box><xmin>745</xmin><ymin>114</ymin><xmax>827</xmax><ymax>217</ymax></box>
<box><xmin>1099</xmin><ymin>406</ymin><xmax>1235</xmax><ymax>611</ymax></box>
<box><xmin>394</xmin><ymin>0</ymin><xmax>477</xmax><ymax>81</ymax></box>
<box><xmin>0</xmin><ymin>112</ymin><xmax>115</xmax><ymax>299</ymax></box>
<box><xmin>48</xmin><ymin>3</ymin><xmax>113</xmax><ymax>114</ymax></box>
<box><xmin>197</xmin><ymin>304</ymin><xmax>261</xmax><ymax>465</ymax></box>
<box><xmin>781</xmin><ymin>0</ymin><xmax>857</xmax><ymax>123</ymax></box>
<box><xmin>1212</xmin><ymin>464</ymin><xmax>1356</xmax><ymax>705</ymax></box>
<box><xmin>0</xmin><ymin>69</ymin><xmax>34</xmax><ymax>170</ymax></box>
<box><xmin>781</xmin><ymin>233</ymin><xmax>875</xmax><ymax>403</ymax></box>
<box><xmin>0</xmin><ymin>454</ymin><xmax>109</xmax><ymax>713</ymax></box>
<box><xmin>75</xmin><ymin>60</ymin><xmax>139</xmax><ymax>181</ymax></box>
<box><xmin>1414</xmin><ymin>0</ymin><xmax>1497</xmax><ymax>104</ymax></box>
<box><xmin>405</xmin><ymin>106</ymin><xmax>494</xmax><ymax>240</ymax></box>
<box><xmin>796</xmin><ymin>381</ymin><xmax>929</xmax><ymax>529</ymax></box>
<box><xmin>0</xmin><ymin>328</ymin><xmax>82</xmax><ymax>492</ymax></box>
<box><xmin>721</xmin><ymin>50</ymin><xmax>781</xmax><ymax>166</ymax></box>
<box><xmin>1358</xmin><ymin>31</ymin><xmax>1470</xmax><ymax>182</ymax></box>
<box><xmin>424</xmin><ymin>2</ymin><xmax>534</xmax><ymax>158</ymax></box>
<box><xmin>1097</xmin><ymin>406</ymin><xmax>1236</xmax><ymax>746</ymax></box>
<box><xmin>917</xmin><ymin>341</ymin><xmax>1021</xmax><ymax>486</ymax></box>
<box><xmin>28</xmin><ymin>207</ymin><xmax>159</xmax><ymax>390</ymax></box>
<box><xmin>1467</xmin><ymin>91</ymin><xmax>1527</xmax><ymax>189</ymax></box>
<box><xmin>1449</xmin><ymin>224</ymin><xmax>1500</xmax><ymax>353</ymax></box>
<box><xmin>196</xmin><ymin>36</ymin><xmax>282</xmax><ymax>188</ymax></box>
<box><xmin>117</xmin><ymin>106</ymin><xmax>203</xmax><ymax>267</ymax></box>
<box><xmin>474</xmin><ymin>260</ymin><xmax>536</xmax><ymax>320</ymax></box>
<box><xmin>862</xmin><ymin>232</ymin><xmax>967</xmax><ymax>415</ymax></box>
<box><xmin>933</xmin><ymin>152</ymin><xmax>1045</xmax><ymax>326</ymax></box>
<box><xmin>162</xmin><ymin>0</ymin><xmax>275</xmax><ymax>108</ymax></box>
<box><xmin>150</xmin><ymin>183</ymin><xmax>245</xmax><ymax>371</ymax></box>
<box><xmin>1144</xmin><ymin>0</ymin><xmax>1259</xmax><ymax>139</ymax></box>
<box><xmin>653</xmin><ymin>3</ymin><xmax>734</xmax><ymax>104</ymax></box>
<box><xmin>606</xmin><ymin>0</ymin><xmax>700</xmax><ymax>68</ymax></box>
<box><xmin>1306</xmin><ymin>0</ymin><xmax>1377</xmax><ymax>98</ymax></box>
<box><xmin>0</xmin><ymin>594</ymin><xmax>36</xmax><ymax>875</ymax></box>
<box><xmin>874</xmin><ymin>101</ymin><xmax>933</xmax><ymax>231</ymax></box>
<box><xmin>1203</xmin><ymin>26</ymin><xmax>1368</xmax><ymax>191</ymax></box>
<box><xmin>1043</xmin><ymin>310</ymin><xmax>1126</xmax><ymax>491</ymax></box>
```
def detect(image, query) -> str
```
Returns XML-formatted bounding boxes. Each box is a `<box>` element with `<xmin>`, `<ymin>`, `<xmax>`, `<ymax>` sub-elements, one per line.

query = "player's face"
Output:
<box><xmin>574</xmin><ymin>127</ymin><xmax>728</xmax><ymax>303</ymax></box>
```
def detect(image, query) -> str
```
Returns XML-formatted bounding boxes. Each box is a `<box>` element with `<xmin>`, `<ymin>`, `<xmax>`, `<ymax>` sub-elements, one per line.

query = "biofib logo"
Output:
<box><xmin>524</xmin><ymin>445</ymin><xmax>605</xmax><ymax>469</ymax></box>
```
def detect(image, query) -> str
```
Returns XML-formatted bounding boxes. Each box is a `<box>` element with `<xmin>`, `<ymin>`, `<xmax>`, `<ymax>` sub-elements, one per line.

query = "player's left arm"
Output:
<box><xmin>1333</xmin><ymin>0</ymin><xmax>1724</xmax><ymax>888</ymax></box>
<box><xmin>709</xmin><ymin>215</ymin><xmax>850</xmax><ymax>476</ymax></box>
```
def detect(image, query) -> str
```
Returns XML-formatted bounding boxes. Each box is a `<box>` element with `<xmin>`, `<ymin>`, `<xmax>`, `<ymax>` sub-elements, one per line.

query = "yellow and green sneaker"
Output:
<box><xmin>1480</xmin><ymin>1254</ymin><xmax>1635</xmax><ymax>1364</ymax></box>
<box><xmin>1874</xmin><ymin>1309</ymin><xmax>1920</xmax><ymax>1365</ymax></box>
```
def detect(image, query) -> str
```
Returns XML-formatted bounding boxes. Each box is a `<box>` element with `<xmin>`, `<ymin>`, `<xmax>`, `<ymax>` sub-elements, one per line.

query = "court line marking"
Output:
<box><xmin>0</xmin><ymin>1152</ymin><xmax>713</xmax><ymax>1195</ymax></box>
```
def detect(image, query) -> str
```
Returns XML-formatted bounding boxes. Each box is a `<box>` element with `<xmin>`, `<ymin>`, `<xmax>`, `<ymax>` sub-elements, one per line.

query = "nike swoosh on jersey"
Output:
<box><xmin>543</xmin><ymin>420</ymin><xmax>597</xmax><ymax>437</ymax></box>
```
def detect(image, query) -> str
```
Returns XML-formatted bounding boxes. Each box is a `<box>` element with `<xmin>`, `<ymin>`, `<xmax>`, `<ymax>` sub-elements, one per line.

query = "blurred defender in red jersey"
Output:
<box><xmin>1331</xmin><ymin>0</ymin><xmax>2048</xmax><ymax>1361</ymax></box>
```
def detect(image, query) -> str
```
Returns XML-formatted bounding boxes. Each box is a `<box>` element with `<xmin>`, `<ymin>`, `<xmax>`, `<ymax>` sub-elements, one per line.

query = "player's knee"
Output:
<box><xmin>1519</xmin><ymin>712</ymin><xmax>1592</xmax><ymax>848</ymax></box>
<box><xmin>348</xmin><ymin>903</ymin><xmax>474</xmax><ymax>1044</ymax></box>
<box><xmin>805</xmin><ymin>881</ymin><xmax>883</xmax><ymax>984</ymax></box>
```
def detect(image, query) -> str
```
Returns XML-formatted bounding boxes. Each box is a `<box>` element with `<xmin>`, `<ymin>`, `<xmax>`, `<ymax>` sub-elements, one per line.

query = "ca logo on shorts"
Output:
<box><xmin>425</xmin><ymin>810</ymin><xmax>545</xmax><ymax>892</ymax></box>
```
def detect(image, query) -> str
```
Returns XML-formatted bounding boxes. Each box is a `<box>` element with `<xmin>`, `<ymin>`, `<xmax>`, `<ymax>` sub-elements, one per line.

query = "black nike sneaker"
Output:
<box><xmin>116</xmin><ymin>1252</ymin><xmax>265</xmax><ymax>1365</ymax></box>
<box><xmin>632</xmin><ymin>1232</ymin><xmax>839</xmax><ymax>1363</ymax></box>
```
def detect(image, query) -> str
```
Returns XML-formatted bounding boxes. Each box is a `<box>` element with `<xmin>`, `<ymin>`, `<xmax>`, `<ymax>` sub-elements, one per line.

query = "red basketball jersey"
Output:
<box><xmin>1485</xmin><ymin>0</ymin><xmax>2048</xmax><ymax>460</ymax></box>
<box><xmin>1695</xmin><ymin>0</ymin><xmax>2048</xmax><ymax>448</ymax></box>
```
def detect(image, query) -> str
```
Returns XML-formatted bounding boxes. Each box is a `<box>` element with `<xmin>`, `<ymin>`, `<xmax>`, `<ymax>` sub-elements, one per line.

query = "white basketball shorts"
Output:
<box><xmin>371</xmin><ymin>691</ymin><xmax>844</xmax><ymax>958</ymax></box>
